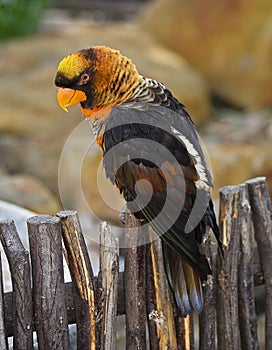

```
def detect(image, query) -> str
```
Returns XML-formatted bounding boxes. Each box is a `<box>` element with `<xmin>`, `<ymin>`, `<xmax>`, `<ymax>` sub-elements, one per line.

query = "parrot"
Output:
<box><xmin>55</xmin><ymin>45</ymin><xmax>221</xmax><ymax>316</ymax></box>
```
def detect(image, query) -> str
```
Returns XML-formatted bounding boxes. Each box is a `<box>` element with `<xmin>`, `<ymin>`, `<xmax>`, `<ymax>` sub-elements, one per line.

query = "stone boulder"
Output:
<box><xmin>143</xmin><ymin>0</ymin><xmax>272</xmax><ymax>109</ymax></box>
<box><xmin>202</xmin><ymin>109</ymin><xmax>272</xmax><ymax>197</ymax></box>
<box><xmin>207</xmin><ymin>142</ymin><xmax>272</xmax><ymax>197</ymax></box>
<box><xmin>0</xmin><ymin>172</ymin><xmax>61</xmax><ymax>214</ymax></box>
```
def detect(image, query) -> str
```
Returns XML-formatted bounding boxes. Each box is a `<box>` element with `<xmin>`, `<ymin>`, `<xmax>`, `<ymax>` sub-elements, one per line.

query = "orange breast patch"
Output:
<box><xmin>80</xmin><ymin>105</ymin><xmax>112</xmax><ymax>122</ymax></box>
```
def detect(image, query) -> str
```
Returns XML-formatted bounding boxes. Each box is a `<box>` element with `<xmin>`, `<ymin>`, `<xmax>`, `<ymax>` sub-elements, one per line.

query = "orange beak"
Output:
<box><xmin>57</xmin><ymin>88</ymin><xmax>87</xmax><ymax>112</ymax></box>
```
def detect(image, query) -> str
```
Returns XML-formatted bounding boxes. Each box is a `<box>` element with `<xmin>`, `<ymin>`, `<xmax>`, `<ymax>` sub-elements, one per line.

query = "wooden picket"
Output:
<box><xmin>0</xmin><ymin>176</ymin><xmax>270</xmax><ymax>349</ymax></box>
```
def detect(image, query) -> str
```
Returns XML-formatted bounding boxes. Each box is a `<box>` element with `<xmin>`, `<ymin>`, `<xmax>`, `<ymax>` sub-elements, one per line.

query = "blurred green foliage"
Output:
<box><xmin>0</xmin><ymin>0</ymin><xmax>48</xmax><ymax>40</ymax></box>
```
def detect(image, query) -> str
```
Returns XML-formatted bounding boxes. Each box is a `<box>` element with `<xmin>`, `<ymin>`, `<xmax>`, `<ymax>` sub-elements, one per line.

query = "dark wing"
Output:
<box><xmin>100</xmin><ymin>101</ymin><xmax>219</xmax><ymax>278</ymax></box>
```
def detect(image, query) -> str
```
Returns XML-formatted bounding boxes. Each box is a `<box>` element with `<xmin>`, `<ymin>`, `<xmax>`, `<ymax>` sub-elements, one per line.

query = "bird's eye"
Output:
<box><xmin>81</xmin><ymin>73</ymin><xmax>90</xmax><ymax>83</ymax></box>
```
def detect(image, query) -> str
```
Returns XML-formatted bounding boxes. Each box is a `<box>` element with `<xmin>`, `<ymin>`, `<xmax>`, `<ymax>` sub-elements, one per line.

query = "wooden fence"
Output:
<box><xmin>0</xmin><ymin>176</ymin><xmax>271</xmax><ymax>349</ymax></box>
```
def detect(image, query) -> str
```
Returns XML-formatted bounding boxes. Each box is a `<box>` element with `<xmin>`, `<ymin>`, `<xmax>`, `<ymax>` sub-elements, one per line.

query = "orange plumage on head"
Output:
<box><xmin>56</xmin><ymin>45</ymin><xmax>141</xmax><ymax>116</ymax></box>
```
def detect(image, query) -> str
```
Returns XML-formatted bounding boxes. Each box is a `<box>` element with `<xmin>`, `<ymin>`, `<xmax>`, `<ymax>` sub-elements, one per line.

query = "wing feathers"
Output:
<box><xmin>100</xmin><ymin>98</ymin><xmax>220</xmax><ymax>314</ymax></box>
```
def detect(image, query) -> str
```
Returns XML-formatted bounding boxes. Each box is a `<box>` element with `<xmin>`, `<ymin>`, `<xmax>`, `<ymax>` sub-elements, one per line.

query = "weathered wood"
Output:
<box><xmin>199</xmin><ymin>228</ymin><xmax>218</xmax><ymax>350</ymax></box>
<box><xmin>253</xmin><ymin>248</ymin><xmax>264</xmax><ymax>286</ymax></box>
<box><xmin>1</xmin><ymin>244</ymin><xmax>265</xmax><ymax>337</ymax></box>
<box><xmin>98</xmin><ymin>222</ymin><xmax>119</xmax><ymax>350</ymax></box>
<box><xmin>57</xmin><ymin>210</ymin><xmax>96</xmax><ymax>350</ymax></box>
<box><xmin>125</xmin><ymin>214</ymin><xmax>147</xmax><ymax>350</ymax></box>
<box><xmin>246</xmin><ymin>177</ymin><xmax>272</xmax><ymax>350</ymax></box>
<box><xmin>237</xmin><ymin>185</ymin><xmax>259</xmax><ymax>350</ymax></box>
<box><xmin>0</xmin><ymin>252</ymin><xmax>7</xmax><ymax>350</ymax></box>
<box><xmin>175</xmin><ymin>315</ymin><xmax>194</xmax><ymax>350</ymax></box>
<box><xmin>217</xmin><ymin>186</ymin><xmax>242</xmax><ymax>350</ymax></box>
<box><xmin>146</xmin><ymin>229</ymin><xmax>177</xmax><ymax>350</ymax></box>
<box><xmin>0</xmin><ymin>219</ymin><xmax>33</xmax><ymax>350</ymax></box>
<box><xmin>3</xmin><ymin>273</ymin><xmax>126</xmax><ymax>337</ymax></box>
<box><xmin>0</xmin><ymin>175</ymin><xmax>271</xmax><ymax>349</ymax></box>
<box><xmin>27</xmin><ymin>215</ymin><xmax>70</xmax><ymax>350</ymax></box>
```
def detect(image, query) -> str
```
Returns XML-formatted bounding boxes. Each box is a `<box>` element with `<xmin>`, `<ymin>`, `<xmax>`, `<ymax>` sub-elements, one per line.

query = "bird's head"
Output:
<box><xmin>55</xmin><ymin>45</ymin><xmax>141</xmax><ymax>117</ymax></box>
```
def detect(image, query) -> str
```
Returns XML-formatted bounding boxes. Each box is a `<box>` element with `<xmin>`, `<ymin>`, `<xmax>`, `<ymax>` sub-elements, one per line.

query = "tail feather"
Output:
<box><xmin>163</xmin><ymin>242</ymin><xmax>204</xmax><ymax>317</ymax></box>
<box><xmin>182</xmin><ymin>260</ymin><xmax>204</xmax><ymax>313</ymax></box>
<box><xmin>173</xmin><ymin>262</ymin><xmax>191</xmax><ymax>316</ymax></box>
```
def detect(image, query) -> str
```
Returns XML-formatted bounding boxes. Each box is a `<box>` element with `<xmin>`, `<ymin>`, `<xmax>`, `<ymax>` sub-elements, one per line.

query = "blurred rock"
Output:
<box><xmin>0</xmin><ymin>171</ymin><xmax>61</xmax><ymax>214</ymax></box>
<box><xmin>0</xmin><ymin>200</ymin><xmax>34</xmax><ymax>245</ymax></box>
<box><xmin>202</xmin><ymin>109</ymin><xmax>272</xmax><ymax>197</ymax></box>
<box><xmin>207</xmin><ymin>142</ymin><xmax>272</xmax><ymax>197</ymax></box>
<box><xmin>202</xmin><ymin>109</ymin><xmax>272</xmax><ymax>143</ymax></box>
<box><xmin>143</xmin><ymin>0</ymin><xmax>272</xmax><ymax>109</ymax></box>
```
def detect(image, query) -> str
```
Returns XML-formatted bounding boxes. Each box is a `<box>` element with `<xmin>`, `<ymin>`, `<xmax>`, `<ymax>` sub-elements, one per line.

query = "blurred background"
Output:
<box><xmin>0</xmin><ymin>0</ymin><xmax>271</xmax><ymax>220</ymax></box>
<box><xmin>0</xmin><ymin>0</ymin><xmax>271</xmax><ymax>348</ymax></box>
